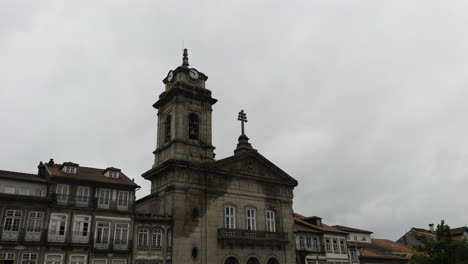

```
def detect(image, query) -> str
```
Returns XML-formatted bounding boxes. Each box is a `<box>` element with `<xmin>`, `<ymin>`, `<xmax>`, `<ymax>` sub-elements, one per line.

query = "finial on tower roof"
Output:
<box><xmin>182</xmin><ymin>48</ymin><xmax>189</xmax><ymax>67</ymax></box>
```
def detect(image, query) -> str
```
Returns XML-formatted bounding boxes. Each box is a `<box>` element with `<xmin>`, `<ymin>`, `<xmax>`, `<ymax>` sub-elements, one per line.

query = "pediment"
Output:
<box><xmin>210</xmin><ymin>150</ymin><xmax>298</xmax><ymax>186</ymax></box>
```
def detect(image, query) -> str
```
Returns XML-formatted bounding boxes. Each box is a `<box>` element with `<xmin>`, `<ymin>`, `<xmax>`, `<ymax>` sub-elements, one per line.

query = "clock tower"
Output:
<box><xmin>152</xmin><ymin>49</ymin><xmax>217</xmax><ymax>167</ymax></box>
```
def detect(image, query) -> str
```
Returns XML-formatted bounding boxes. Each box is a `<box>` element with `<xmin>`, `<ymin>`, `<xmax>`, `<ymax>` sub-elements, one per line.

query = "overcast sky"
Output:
<box><xmin>1</xmin><ymin>0</ymin><xmax>467</xmax><ymax>240</ymax></box>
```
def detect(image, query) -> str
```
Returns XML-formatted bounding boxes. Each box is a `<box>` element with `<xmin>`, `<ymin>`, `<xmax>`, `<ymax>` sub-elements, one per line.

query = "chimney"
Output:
<box><xmin>429</xmin><ymin>224</ymin><xmax>434</xmax><ymax>232</ymax></box>
<box><xmin>48</xmin><ymin>158</ymin><xmax>54</xmax><ymax>166</ymax></box>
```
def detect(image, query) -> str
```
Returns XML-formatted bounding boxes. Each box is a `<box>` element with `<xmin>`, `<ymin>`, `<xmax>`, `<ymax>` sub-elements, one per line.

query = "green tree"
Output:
<box><xmin>410</xmin><ymin>220</ymin><xmax>468</xmax><ymax>264</ymax></box>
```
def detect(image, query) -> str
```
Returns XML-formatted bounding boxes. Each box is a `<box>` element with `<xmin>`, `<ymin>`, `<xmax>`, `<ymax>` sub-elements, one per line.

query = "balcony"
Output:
<box><xmin>51</xmin><ymin>193</ymin><xmax>132</xmax><ymax>211</ymax></box>
<box><xmin>71</xmin><ymin>232</ymin><xmax>90</xmax><ymax>244</ymax></box>
<box><xmin>218</xmin><ymin>229</ymin><xmax>289</xmax><ymax>247</ymax></box>
<box><xmin>296</xmin><ymin>244</ymin><xmax>326</xmax><ymax>254</ymax></box>
<box><xmin>93</xmin><ymin>241</ymin><xmax>132</xmax><ymax>252</ymax></box>
<box><xmin>0</xmin><ymin>229</ymin><xmax>46</xmax><ymax>244</ymax></box>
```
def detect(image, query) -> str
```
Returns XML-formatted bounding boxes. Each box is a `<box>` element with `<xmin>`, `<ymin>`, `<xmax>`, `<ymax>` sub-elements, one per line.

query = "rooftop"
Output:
<box><xmin>46</xmin><ymin>162</ymin><xmax>139</xmax><ymax>188</ymax></box>
<box><xmin>0</xmin><ymin>169</ymin><xmax>47</xmax><ymax>183</ymax></box>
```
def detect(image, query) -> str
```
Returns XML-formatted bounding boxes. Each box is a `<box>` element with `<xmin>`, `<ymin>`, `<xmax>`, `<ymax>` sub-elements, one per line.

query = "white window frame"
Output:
<box><xmin>138</xmin><ymin>228</ymin><xmax>149</xmax><ymax>248</ymax></box>
<box><xmin>3</xmin><ymin>210</ymin><xmax>22</xmax><ymax>232</ymax></box>
<box><xmin>44</xmin><ymin>254</ymin><xmax>64</xmax><ymax>264</ymax></box>
<box><xmin>266</xmin><ymin>210</ymin><xmax>276</xmax><ymax>232</ymax></box>
<box><xmin>299</xmin><ymin>235</ymin><xmax>305</xmax><ymax>249</ymax></box>
<box><xmin>69</xmin><ymin>255</ymin><xmax>86</xmax><ymax>264</ymax></box>
<box><xmin>246</xmin><ymin>208</ymin><xmax>256</xmax><ymax>231</ymax></box>
<box><xmin>306</xmin><ymin>236</ymin><xmax>312</xmax><ymax>249</ymax></box>
<box><xmin>48</xmin><ymin>214</ymin><xmax>68</xmax><ymax>236</ymax></box>
<box><xmin>35</xmin><ymin>189</ymin><xmax>44</xmax><ymax>197</ymax></box>
<box><xmin>326</xmin><ymin>238</ymin><xmax>332</xmax><ymax>252</ymax></box>
<box><xmin>76</xmin><ymin>186</ymin><xmax>90</xmax><ymax>203</ymax></box>
<box><xmin>19</xmin><ymin>187</ymin><xmax>29</xmax><ymax>195</ymax></box>
<box><xmin>333</xmin><ymin>238</ymin><xmax>339</xmax><ymax>253</ymax></box>
<box><xmin>4</xmin><ymin>186</ymin><xmax>15</xmax><ymax>194</ymax></box>
<box><xmin>22</xmin><ymin>253</ymin><xmax>38</xmax><ymax>264</ymax></box>
<box><xmin>56</xmin><ymin>184</ymin><xmax>69</xmax><ymax>201</ymax></box>
<box><xmin>94</xmin><ymin>221</ymin><xmax>111</xmax><ymax>245</ymax></box>
<box><xmin>98</xmin><ymin>189</ymin><xmax>111</xmax><ymax>208</ymax></box>
<box><xmin>64</xmin><ymin>166</ymin><xmax>76</xmax><ymax>174</ymax></box>
<box><xmin>224</xmin><ymin>206</ymin><xmax>236</xmax><ymax>229</ymax></box>
<box><xmin>340</xmin><ymin>239</ymin><xmax>346</xmax><ymax>253</ymax></box>
<box><xmin>114</xmin><ymin>223</ymin><xmax>129</xmax><ymax>246</ymax></box>
<box><xmin>117</xmin><ymin>191</ymin><xmax>129</xmax><ymax>208</ymax></box>
<box><xmin>152</xmin><ymin>229</ymin><xmax>162</xmax><ymax>248</ymax></box>
<box><xmin>312</xmin><ymin>237</ymin><xmax>319</xmax><ymax>250</ymax></box>
<box><xmin>73</xmin><ymin>215</ymin><xmax>91</xmax><ymax>239</ymax></box>
<box><xmin>27</xmin><ymin>211</ymin><xmax>44</xmax><ymax>233</ymax></box>
<box><xmin>0</xmin><ymin>252</ymin><xmax>15</xmax><ymax>261</ymax></box>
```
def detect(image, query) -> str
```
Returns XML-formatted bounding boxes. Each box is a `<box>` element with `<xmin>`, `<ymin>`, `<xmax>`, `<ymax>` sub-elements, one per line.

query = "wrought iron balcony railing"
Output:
<box><xmin>51</xmin><ymin>193</ymin><xmax>133</xmax><ymax>211</ymax></box>
<box><xmin>0</xmin><ymin>228</ymin><xmax>47</xmax><ymax>244</ymax></box>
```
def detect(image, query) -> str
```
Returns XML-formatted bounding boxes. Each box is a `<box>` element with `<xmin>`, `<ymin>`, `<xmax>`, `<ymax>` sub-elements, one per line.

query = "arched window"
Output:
<box><xmin>266</xmin><ymin>258</ymin><xmax>280</xmax><ymax>264</ymax></box>
<box><xmin>188</xmin><ymin>113</ymin><xmax>199</xmax><ymax>140</ymax></box>
<box><xmin>138</xmin><ymin>228</ymin><xmax>149</xmax><ymax>248</ymax></box>
<box><xmin>224</xmin><ymin>206</ymin><xmax>236</xmax><ymax>229</ymax></box>
<box><xmin>152</xmin><ymin>229</ymin><xmax>162</xmax><ymax>248</ymax></box>
<box><xmin>164</xmin><ymin>115</ymin><xmax>171</xmax><ymax>143</ymax></box>
<box><xmin>224</xmin><ymin>257</ymin><xmax>239</xmax><ymax>264</ymax></box>
<box><xmin>246</xmin><ymin>257</ymin><xmax>260</xmax><ymax>264</ymax></box>
<box><xmin>266</xmin><ymin>210</ymin><xmax>276</xmax><ymax>232</ymax></box>
<box><xmin>246</xmin><ymin>208</ymin><xmax>256</xmax><ymax>231</ymax></box>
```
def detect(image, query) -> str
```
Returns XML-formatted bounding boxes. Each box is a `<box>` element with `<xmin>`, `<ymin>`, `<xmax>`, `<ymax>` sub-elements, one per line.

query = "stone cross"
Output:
<box><xmin>237</xmin><ymin>110</ymin><xmax>248</xmax><ymax>136</ymax></box>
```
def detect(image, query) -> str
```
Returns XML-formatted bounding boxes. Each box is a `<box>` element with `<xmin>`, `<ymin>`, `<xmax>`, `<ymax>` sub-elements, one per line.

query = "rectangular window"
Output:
<box><xmin>340</xmin><ymin>239</ymin><xmax>346</xmax><ymax>253</ymax></box>
<box><xmin>27</xmin><ymin>212</ymin><xmax>43</xmax><ymax>232</ymax></box>
<box><xmin>76</xmin><ymin>186</ymin><xmax>90</xmax><ymax>203</ymax></box>
<box><xmin>299</xmin><ymin>235</ymin><xmax>305</xmax><ymax>249</ymax></box>
<box><xmin>152</xmin><ymin>229</ymin><xmax>162</xmax><ymax>248</ymax></box>
<box><xmin>117</xmin><ymin>191</ymin><xmax>128</xmax><ymax>207</ymax></box>
<box><xmin>73</xmin><ymin>216</ymin><xmax>90</xmax><ymax>237</ymax></box>
<box><xmin>333</xmin><ymin>239</ymin><xmax>339</xmax><ymax>253</ymax></box>
<box><xmin>114</xmin><ymin>223</ymin><xmax>129</xmax><ymax>245</ymax></box>
<box><xmin>266</xmin><ymin>210</ymin><xmax>276</xmax><ymax>232</ymax></box>
<box><xmin>44</xmin><ymin>255</ymin><xmax>63</xmax><ymax>264</ymax></box>
<box><xmin>326</xmin><ymin>238</ymin><xmax>332</xmax><ymax>252</ymax></box>
<box><xmin>224</xmin><ymin>206</ymin><xmax>236</xmax><ymax>229</ymax></box>
<box><xmin>138</xmin><ymin>228</ymin><xmax>149</xmax><ymax>247</ymax></box>
<box><xmin>4</xmin><ymin>186</ymin><xmax>15</xmax><ymax>194</ymax></box>
<box><xmin>56</xmin><ymin>184</ymin><xmax>69</xmax><ymax>201</ymax></box>
<box><xmin>3</xmin><ymin>210</ymin><xmax>22</xmax><ymax>232</ymax></box>
<box><xmin>351</xmin><ymin>251</ymin><xmax>358</xmax><ymax>261</ymax></box>
<box><xmin>312</xmin><ymin>237</ymin><xmax>319</xmax><ymax>250</ymax></box>
<box><xmin>49</xmin><ymin>214</ymin><xmax>67</xmax><ymax>236</ymax></box>
<box><xmin>95</xmin><ymin>222</ymin><xmax>111</xmax><ymax>244</ymax></box>
<box><xmin>70</xmin><ymin>255</ymin><xmax>86</xmax><ymax>264</ymax></box>
<box><xmin>19</xmin><ymin>187</ymin><xmax>29</xmax><ymax>195</ymax></box>
<box><xmin>306</xmin><ymin>236</ymin><xmax>312</xmax><ymax>249</ymax></box>
<box><xmin>98</xmin><ymin>189</ymin><xmax>111</xmax><ymax>207</ymax></box>
<box><xmin>34</xmin><ymin>189</ymin><xmax>44</xmax><ymax>197</ymax></box>
<box><xmin>22</xmin><ymin>253</ymin><xmax>37</xmax><ymax>264</ymax></box>
<box><xmin>0</xmin><ymin>253</ymin><xmax>15</xmax><ymax>260</ymax></box>
<box><xmin>246</xmin><ymin>208</ymin><xmax>256</xmax><ymax>231</ymax></box>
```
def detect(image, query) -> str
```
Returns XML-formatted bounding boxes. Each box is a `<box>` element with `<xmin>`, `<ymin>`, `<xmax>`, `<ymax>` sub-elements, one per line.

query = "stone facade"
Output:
<box><xmin>141</xmin><ymin>49</ymin><xmax>298</xmax><ymax>264</ymax></box>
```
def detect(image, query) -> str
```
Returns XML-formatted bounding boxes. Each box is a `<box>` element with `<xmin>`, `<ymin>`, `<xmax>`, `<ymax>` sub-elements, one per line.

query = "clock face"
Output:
<box><xmin>167</xmin><ymin>71</ymin><xmax>174</xmax><ymax>81</ymax></box>
<box><xmin>189</xmin><ymin>69</ymin><xmax>199</xmax><ymax>79</ymax></box>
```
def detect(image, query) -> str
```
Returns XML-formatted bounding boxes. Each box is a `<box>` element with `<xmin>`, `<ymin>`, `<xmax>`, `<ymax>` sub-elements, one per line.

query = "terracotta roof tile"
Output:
<box><xmin>351</xmin><ymin>238</ymin><xmax>411</xmax><ymax>260</ymax></box>
<box><xmin>46</xmin><ymin>163</ymin><xmax>139</xmax><ymax>188</ymax></box>
<box><xmin>293</xmin><ymin>213</ymin><xmax>348</xmax><ymax>234</ymax></box>
<box><xmin>333</xmin><ymin>225</ymin><xmax>373</xmax><ymax>234</ymax></box>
